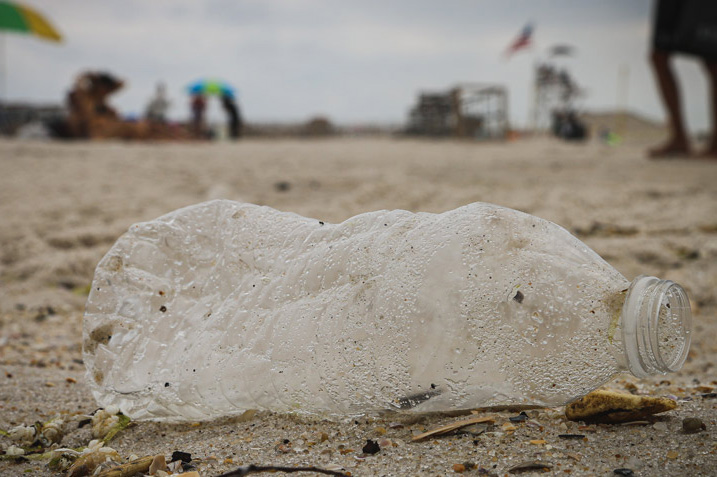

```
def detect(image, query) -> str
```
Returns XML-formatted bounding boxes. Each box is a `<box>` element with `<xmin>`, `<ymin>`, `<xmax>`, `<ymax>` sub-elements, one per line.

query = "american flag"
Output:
<box><xmin>505</xmin><ymin>23</ymin><xmax>533</xmax><ymax>56</ymax></box>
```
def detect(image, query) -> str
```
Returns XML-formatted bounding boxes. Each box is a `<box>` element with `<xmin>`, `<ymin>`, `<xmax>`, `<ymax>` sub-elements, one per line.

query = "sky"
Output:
<box><xmin>1</xmin><ymin>0</ymin><xmax>713</xmax><ymax>130</ymax></box>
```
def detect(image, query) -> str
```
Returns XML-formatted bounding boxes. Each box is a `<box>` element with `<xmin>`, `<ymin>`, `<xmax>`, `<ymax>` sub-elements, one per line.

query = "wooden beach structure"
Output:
<box><xmin>406</xmin><ymin>83</ymin><xmax>509</xmax><ymax>139</ymax></box>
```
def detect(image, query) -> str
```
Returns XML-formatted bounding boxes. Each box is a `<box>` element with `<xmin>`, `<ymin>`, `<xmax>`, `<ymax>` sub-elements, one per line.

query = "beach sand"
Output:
<box><xmin>1</xmin><ymin>137</ymin><xmax>715</xmax><ymax>475</ymax></box>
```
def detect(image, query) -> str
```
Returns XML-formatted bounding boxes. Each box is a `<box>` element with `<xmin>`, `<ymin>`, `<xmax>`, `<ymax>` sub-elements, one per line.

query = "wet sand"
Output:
<box><xmin>0</xmin><ymin>137</ymin><xmax>715</xmax><ymax>475</ymax></box>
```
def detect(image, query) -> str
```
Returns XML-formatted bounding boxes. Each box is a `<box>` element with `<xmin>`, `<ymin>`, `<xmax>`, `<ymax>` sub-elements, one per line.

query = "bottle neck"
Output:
<box><xmin>619</xmin><ymin>275</ymin><xmax>691</xmax><ymax>378</ymax></box>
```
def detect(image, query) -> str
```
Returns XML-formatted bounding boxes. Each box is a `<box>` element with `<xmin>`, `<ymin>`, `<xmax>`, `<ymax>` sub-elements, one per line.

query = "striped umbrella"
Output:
<box><xmin>0</xmin><ymin>1</ymin><xmax>62</xmax><ymax>42</ymax></box>
<box><xmin>0</xmin><ymin>1</ymin><xmax>62</xmax><ymax>113</ymax></box>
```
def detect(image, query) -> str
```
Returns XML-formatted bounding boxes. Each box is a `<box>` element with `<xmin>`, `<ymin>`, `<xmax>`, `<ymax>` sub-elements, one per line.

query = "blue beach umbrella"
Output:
<box><xmin>187</xmin><ymin>79</ymin><xmax>235</xmax><ymax>98</ymax></box>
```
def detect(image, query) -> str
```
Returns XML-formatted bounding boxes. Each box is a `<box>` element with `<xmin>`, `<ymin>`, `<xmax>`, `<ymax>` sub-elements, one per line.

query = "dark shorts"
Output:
<box><xmin>653</xmin><ymin>0</ymin><xmax>717</xmax><ymax>61</ymax></box>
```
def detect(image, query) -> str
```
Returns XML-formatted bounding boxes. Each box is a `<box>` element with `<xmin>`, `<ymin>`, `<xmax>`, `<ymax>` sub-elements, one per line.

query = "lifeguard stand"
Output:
<box><xmin>532</xmin><ymin>62</ymin><xmax>582</xmax><ymax>133</ymax></box>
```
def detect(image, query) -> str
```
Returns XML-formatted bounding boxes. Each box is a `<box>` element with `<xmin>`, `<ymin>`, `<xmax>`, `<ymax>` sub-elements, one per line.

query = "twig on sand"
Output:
<box><xmin>216</xmin><ymin>464</ymin><xmax>350</xmax><ymax>476</ymax></box>
<box><xmin>411</xmin><ymin>415</ymin><xmax>495</xmax><ymax>441</ymax></box>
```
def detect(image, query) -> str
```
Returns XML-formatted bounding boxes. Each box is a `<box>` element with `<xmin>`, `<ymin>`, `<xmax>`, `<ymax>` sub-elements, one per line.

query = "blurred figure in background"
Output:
<box><xmin>221</xmin><ymin>93</ymin><xmax>242</xmax><ymax>140</ymax></box>
<box><xmin>145</xmin><ymin>82</ymin><xmax>170</xmax><ymax>124</ymax></box>
<box><xmin>190</xmin><ymin>93</ymin><xmax>206</xmax><ymax>137</ymax></box>
<box><xmin>62</xmin><ymin>71</ymin><xmax>153</xmax><ymax>139</ymax></box>
<box><xmin>649</xmin><ymin>0</ymin><xmax>717</xmax><ymax>159</ymax></box>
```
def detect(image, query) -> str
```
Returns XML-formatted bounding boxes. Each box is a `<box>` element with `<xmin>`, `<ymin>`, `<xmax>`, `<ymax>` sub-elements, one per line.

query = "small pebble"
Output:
<box><xmin>652</xmin><ymin>421</ymin><xmax>668</xmax><ymax>431</ymax></box>
<box><xmin>461</xmin><ymin>423</ymin><xmax>490</xmax><ymax>436</ymax></box>
<box><xmin>625</xmin><ymin>456</ymin><xmax>643</xmax><ymax>469</ymax></box>
<box><xmin>613</xmin><ymin>469</ymin><xmax>634</xmax><ymax>476</ymax></box>
<box><xmin>362</xmin><ymin>439</ymin><xmax>380</xmax><ymax>455</ymax></box>
<box><xmin>275</xmin><ymin>443</ymin><xmax>292</xmax><ymax>454</ymax></box>
<box><xmin>509</xmin><ymin>411</ymin><xmax>529</xmax><ymax>423</ymax></box>
<box><xmin>171</xmin><ymin>451</ymin><xmax>192</xmax><ymax>463</ymax></box>
<box><xmin>378</xmin><ymin>438</ymin><xmax>393</xmax><ymax>448</ymax></box>
<box><xmin>274</xmin><ymin>181</ymin><xmax>291</xmax><ymax>192</ymax></box>
<box><xmin>453</xmin><ymin>463</ymin><xmax>466</xmax><ymax>473</ymax></box>
<box><xmin>525</xmin><ymin>419</ymin><xmax>542</xmax><ymax>429</ymax></box>
<box><xmin>682</xmin><ymin>417</ymin><xmax>706</xmax><ymax>434</ymax></box>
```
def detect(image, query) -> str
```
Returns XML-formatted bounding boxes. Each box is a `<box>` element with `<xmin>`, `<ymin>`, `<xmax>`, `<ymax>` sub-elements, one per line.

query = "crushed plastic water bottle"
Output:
<box><xmin>83</xmin><ymin>200</ymin><xmax>691</xmax><ymax>421</ymax></box>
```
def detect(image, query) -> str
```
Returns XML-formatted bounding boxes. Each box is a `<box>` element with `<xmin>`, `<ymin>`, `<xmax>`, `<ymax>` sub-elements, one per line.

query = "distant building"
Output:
<box><xmin>406</xmin><ymin>83</ymin><xmax>509</xmax><ymax>139</ymax></box>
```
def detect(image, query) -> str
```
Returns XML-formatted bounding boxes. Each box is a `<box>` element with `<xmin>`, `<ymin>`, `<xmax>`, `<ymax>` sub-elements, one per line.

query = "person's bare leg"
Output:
<box><xmin>698</xmin><ymin>59</ymin><xmax>717</xmax><ymax>159</ymax></box>
<box><xmin>649</xmin><ymin>50</ymin><xmax>691</xmax><ymax>157</ymax></box>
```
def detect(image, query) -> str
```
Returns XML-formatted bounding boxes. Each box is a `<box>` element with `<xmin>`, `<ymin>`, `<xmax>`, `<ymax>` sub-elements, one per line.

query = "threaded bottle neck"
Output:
<box><xmin>620</xmin><ymin>275</ymin><xmax>691</xmax><ymax>378</ymax></box>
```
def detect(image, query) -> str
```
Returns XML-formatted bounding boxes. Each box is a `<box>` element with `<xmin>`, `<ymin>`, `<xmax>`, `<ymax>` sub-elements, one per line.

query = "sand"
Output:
<box><xmin>0</xmin><ymin>137</ymin><xmax>715</xmax><ymax>476</ymax></box>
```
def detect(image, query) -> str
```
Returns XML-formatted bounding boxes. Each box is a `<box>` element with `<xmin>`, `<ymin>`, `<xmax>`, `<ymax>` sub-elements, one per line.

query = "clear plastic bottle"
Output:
<box><xmin>83</xmin><ymin>200</ymin><xmax>691</xmax><ymax>421</ymax></box>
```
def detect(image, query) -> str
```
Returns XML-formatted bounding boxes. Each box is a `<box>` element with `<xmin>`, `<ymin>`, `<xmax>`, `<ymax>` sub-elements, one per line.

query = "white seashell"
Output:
<box><xmin>8</xmin><ymin>425</ymin><xmax>36</xmax><ymax>444</ymax></box>
<box><xmin>5</xmin><ymin>445</ymin><xmax>26</xmax><ymax>456</ymax></box>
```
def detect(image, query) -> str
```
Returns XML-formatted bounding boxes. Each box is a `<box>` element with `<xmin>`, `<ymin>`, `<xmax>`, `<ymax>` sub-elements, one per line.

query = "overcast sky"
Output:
<box><xmin>2</xmin><ymin>0</ymin><xmax>712</xmax><ymax>129</ymax></box>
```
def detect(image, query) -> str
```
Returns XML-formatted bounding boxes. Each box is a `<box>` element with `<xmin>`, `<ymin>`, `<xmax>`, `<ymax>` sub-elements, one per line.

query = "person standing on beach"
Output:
<box><xmin>190</xmin><ymin>93</ymin><xmax>207</xmax><ymax>137</ymax></box>
<box><xmin>221</xmin><ymin>93</ymin><xmax>243</xmax><ymax>139</ymax></box>
<box><xmin>649</xmin><ymin>0</ymin><xmax>717</xmax><ymax>159</ymax></box>
<box><xmin>145</xmin><ymin>82</ymin><xmax>170</xmax><ymax>124</ymax></box>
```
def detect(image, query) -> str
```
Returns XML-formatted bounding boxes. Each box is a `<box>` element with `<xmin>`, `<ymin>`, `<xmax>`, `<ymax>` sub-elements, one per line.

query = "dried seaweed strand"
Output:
<box><xmin>102</xmin><ymin>414</ymin><xmax>132</xmax><ymax>444</ymax></box>
<box><xmin>216</xmin><ymin>464</ymin><xmax>350</xmax><ymax>476</ymax></box>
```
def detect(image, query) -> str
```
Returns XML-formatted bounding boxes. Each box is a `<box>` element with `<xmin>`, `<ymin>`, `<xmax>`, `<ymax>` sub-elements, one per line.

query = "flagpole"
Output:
<box><xmin>529</xmin><ymin>26</ymin><xmax>539</xmax><ymax>135</ymax></box>
<box><xmin>504</xmin><ymin>22</ymin><xmax>536</xmax><ymax>135</ymax></box>
<box><xmin>530</xmin><ymin>59</ymin><xmax>538</xmax><ymax>135</ymax></box>
<box><xmin>616</xmin><ymin>63</ymin><xmax>629</xmax><ymax>138</ymax></box>
<box><xmin>0</xmin><ymin>33</ymin><xmax>6</xmax><ymax>136</ymax></box>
